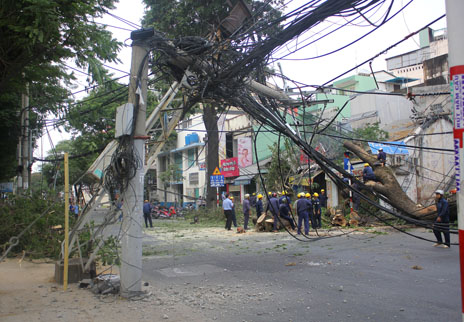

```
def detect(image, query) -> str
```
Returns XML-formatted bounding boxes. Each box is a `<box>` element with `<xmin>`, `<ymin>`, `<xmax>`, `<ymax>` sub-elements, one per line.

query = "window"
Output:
<box><xmin>189</xmin><ymin>172</ymin><xmax>199</xmax><ymax>185</ymax></box>
<box><xmin>188</xmin><ymin>148</ymin><xmax>197</xmax><ymax>168</ymax></box>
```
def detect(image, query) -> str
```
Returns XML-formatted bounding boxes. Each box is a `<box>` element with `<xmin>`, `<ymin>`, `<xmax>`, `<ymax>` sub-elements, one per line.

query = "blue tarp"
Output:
<box><xmin>368</xmin><ymin>141</ymin><xmax>409</xmax><ymax>155</ymax></box>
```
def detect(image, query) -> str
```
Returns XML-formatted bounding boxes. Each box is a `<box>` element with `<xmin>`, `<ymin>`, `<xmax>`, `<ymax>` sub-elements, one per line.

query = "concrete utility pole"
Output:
<box><xmin>18</xmin><ymin>83</ymin><xmax>29</xmax><ymax>193</ymax></box>
<box><xmin>446</xmin><ymin>1</ymin><xmax>464</xmax><ymax>320</ymax></box>
<box><xmin>120</xmin><ymin>35</ymin><xmax>149</xmax><ymax>297</ymax></box>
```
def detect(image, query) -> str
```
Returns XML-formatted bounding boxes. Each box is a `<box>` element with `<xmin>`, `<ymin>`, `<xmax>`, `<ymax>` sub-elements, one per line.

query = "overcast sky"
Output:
<box><xmin>33</xmin><ymin>0</ymin><xmax>447</xmax><ymax>170</ymax></box>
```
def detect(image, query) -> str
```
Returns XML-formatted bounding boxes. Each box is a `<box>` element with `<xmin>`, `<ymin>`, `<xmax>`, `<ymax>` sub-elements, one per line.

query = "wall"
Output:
<box><xmin>349</xmin><ymin>93</ymin><xmax>413</xmax><ymax>129</ymax></box>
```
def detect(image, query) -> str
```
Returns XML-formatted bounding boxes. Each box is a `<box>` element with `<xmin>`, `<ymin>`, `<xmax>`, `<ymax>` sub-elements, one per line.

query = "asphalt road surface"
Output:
<box><xmin>141</xmin><ymin>225</ymin><xmax>460</xmax><ymax>322</ymax></box>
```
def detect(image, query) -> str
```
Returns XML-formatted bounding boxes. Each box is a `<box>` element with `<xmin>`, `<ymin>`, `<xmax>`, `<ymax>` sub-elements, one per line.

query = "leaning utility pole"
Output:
<box><xmin>120</xmin><ymin>30</ymin><xmax>150</xmax><ymax>297</ymax></box>
<box><xmin>446</xmin><ymin>1</ymin><xmax>464</xmax><ymax>320</ymax></box>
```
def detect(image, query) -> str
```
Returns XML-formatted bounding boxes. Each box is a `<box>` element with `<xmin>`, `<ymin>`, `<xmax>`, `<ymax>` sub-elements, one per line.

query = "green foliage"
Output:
<box><xmin>0</xmin><ymin>0</ymin><xmax>122</xmax><ymax>181</ymax></box>
<box><xmin>264</xmin><ymin>139</ymin><xmax>300</xmax><ymax>192</ymax></box>
<box><xmin>351</xmin><ymin>122</ymin><xmax>389</xmax><ymax>148</ymax></box>
<box><xmin>159</xmin><ymin>164</ymin><xmax>184</xmax><ymax>185</ymax></box>
<box><xmin>0</xmin><ymin>195</ymin><xmax>68</xmax><ymax>259</ymax></box>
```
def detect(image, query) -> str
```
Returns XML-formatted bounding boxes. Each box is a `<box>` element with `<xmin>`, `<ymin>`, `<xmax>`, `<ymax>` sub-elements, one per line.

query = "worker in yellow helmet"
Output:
<box><xmin>312</xmin><ymin>192</ymin><xmax>321</xmax><ymax>228</ymax></box>
<box><xmin>363</xmin><ymin>163</ymin><xmax>376</xmax><ymax>183</ymax></box>
<box><xmin>255</xmin><ymin>193</ymin><xmax>264</xmax><ymax>220</ymax></box>
<box><xmin>296</xmin><ymin>191</ymin><xmax>312</xmax><ymax>235</ymax></box>
<box><xmin>320</xmin><ymin>189</ymin><xmax>328</xmax><ymax>209</ymax></box>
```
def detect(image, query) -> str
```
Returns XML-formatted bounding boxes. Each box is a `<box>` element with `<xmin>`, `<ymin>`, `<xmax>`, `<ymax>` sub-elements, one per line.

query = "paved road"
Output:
<box><xmin>140</xmin><ymin>226</ymin><xmax>460</xmax><ymax>322</ymax></box>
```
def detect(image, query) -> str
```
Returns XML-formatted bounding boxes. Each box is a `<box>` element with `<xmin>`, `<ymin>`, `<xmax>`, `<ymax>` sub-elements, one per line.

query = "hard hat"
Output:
<box><xmin>230</xmin><ymin>196</ymin><xmax>234</xmax><ymax>200</ymax></box>
<box><xmin>313</xmin><ymin>192</ymin><xmax>319</xmax><ymax>197</ymax></box>
<box><xmin>282</xmin><ymin>190</ymin><xmax>286</xmax><ymax>195</ymax></box>
<box><xmin>268</xmin><ymin>191</ymin><xmax>272</xmax><ymax>195</ymax></box>
<box><xmin>321</xmin><ymin>189</ymin><xmax>325</xmax><ymax>192</ymax></box>
<box><xmin>272</xmin><ymin>192</ymin><xmax>277</xmax><ymax>197</ymax></box>
<box><xmin>435</xmin><ymin>189</ymin><xmax>444</xmax><ymax>195</ymax></box>
<box><xmin>144</xmin><ymin>200</ymin><xmax>149</xmax><ymax>202</ymax></box>
<box><xmin>245</xmin><ymin>194</ymin><xmax>250</xmax><ymax>198</ymax></box>
<box><xmin>379</xmin><ymin>148</ymin><xmax>383</xmax><ymax>151</ymax></box>
<box><xmin>257</xmin><ymin>194</ymin><xmax>263</xmax><ymax>199</ymax></box>
<box><xmin>364</xmin><ymin>163</ymin><xmax>370</xmax><ymax>167</ymax></box>
<box><xmin>305</xmin><ymin>193</ymin><xmax>311</xmax><ymax>198</ymax></box>
<box><xmin>252</xmin><ymin>193</ymin><xmax>256</xmax><ymax>196</ymax></box>
<box><xmin>297</xmin><ymin>193</ymin><xmax>303</xmax><ymax>198</ymax></box>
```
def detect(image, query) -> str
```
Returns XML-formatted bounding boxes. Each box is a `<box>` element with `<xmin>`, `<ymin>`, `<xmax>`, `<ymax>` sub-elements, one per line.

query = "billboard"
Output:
<box><xmin>237</xmin><ymin>137</ymin><xmax>252</xmax><ymax>168</ymax></box>
<box><xmin>221</xmin><ymin>157</ymin><xmax>239</xmax><ymax>177</ymax></box>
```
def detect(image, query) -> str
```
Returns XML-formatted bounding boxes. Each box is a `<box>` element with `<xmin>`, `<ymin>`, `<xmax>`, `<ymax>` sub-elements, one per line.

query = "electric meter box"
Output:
<box><xmin>115</xmin><ymin>103</ymin><xmax>134</xmax><ymax>138</ymax></box>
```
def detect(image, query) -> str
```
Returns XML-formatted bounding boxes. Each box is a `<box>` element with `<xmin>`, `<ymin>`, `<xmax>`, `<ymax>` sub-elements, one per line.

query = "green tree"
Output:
<box><xmin>264</xmin><ymin>139</ymin><xmax>300</xmax><ymax>193</ymax></box>
<box><xmin>143</xmin><ymin>0</ymin><xmax>282</xmax><ymax>208</ymax></box>
<box><xmin>0</xmin><ymin>0</ymin><xmax>122</xmax><ymax>181</ymax></box>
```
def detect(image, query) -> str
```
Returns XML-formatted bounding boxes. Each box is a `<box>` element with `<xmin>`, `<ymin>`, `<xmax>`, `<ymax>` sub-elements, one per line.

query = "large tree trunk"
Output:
<box><xmin>203</xmin><ymin>104</ymin><xmax>219</xmax><ymax>209</ymax></box>
<box><xmin>343</xmin><ymin>141</ymin><xmax>436</xmax><ymax>220</ymax></box>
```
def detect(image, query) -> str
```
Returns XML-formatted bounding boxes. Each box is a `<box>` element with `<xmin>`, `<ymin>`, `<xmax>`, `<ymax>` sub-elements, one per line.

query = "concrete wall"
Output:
<box><xmin>349</xmin><ymin>93</ymin><xmax>413</xmax><ymax>129</ymax></box>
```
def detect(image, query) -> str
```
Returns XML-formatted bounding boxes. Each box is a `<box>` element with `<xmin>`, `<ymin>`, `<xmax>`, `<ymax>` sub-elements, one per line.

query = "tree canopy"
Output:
<box><xmin>0</xmin><ymin>0</ymin><xmax>122</xmax><ymax>181</ymax></box>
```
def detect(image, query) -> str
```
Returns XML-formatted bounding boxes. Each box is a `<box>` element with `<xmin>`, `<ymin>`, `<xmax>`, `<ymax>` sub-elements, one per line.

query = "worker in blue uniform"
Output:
<box><xmin>377</xmin><ymin>148</ymin><xmax>387</xmax><ymax>166</ymax></box>
<box><xmin>230</xmin><ymin>196</ymin><xmax>237</xmax><ymax>228</ymax></box>
<box><xmin>362</xmin><ymin>163</ymin><xmax>376</xmax><ymax>183</ymax></box>
<box><xmin>313</xmin><ymin>192</ymin><xmax>322</xmax><ymax>228</ymax></box>
<box><xmin>279</xmin><ymin>197</ymin><xmax>296</xmax><ymax>230</ymax></box>
<box><xmin>319</xmin><ymin>189</ymin><xmax>328</xmax><ymax>208</ymax></box>
<box><xmin>433</xmin><ymin>189</ymin><xmax>450</xmax><ymax>248</ymax></box>
<box><xmin>297</xmin><ymin>193</ymin><xmax>311</xmax><ymax>235</ymax></box>
<box><xmin>305</xmin><ymin>193</ymin><xmax>315</xmax><ymax>230</ymax></box>
<box><xmin>255</xmin><ymin>193</ymin><xmax>264</xmax><ymax>220</ymax></box>
<box><xmin>266</xmin><ymin>192</ymin><xmax>280</xmax><ymax>232</ymax></box>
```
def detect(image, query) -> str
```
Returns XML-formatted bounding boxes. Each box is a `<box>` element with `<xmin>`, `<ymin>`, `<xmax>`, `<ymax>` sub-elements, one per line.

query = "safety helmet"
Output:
<box><xmin>364</xmin><ymin>163</ymin><xmax>370</xmax><ymax>167</ymax></box>
<box><xmin>379</xmin><ymin>148</ymin><xmax>383</xmax><ymax>151</ymax></box>
<box><xmin>321</xmin><ymin>189</ymin><xmax>325</xmax><ymax>192</ymax></box>
<box><xmin>230</xmin><ymin>196</ymin><xmax>234</xmax><ymax>200</ymax></box>
<box><xmin>257</xmin><ymin>194</ymin><xmax>263</xmax><ymax>199</ymax></box>
<box><xmin>252</xmin><ymin>192</ymin><xmax>256</xmax><ymax>196</ymax></box>
<box><xmin>268</xmin><ymin>191</ymin><xmax>272</xmax><ymax>195</ymax></box>
<box><xmin>297</xmin><ymin>193</ymin><xmax>303</xmax><ymax>198</ymax></box>
<box><xmin>435</xmin><ymin>189</ymin><xmax>444</xmax><ymax>195</ymax></box>
<box><xmin>282</xmin><ymin>190</ymin><xmax>286</xmax><ymax>195</ymax></box>
<box><xmin>313</xmin><ymin>192</ymin><xmax>319</xmax><ymax>197</ymax></box>
<box><xmin>272</xmin><ymin>192</ymin><xmax>277</xmax><ymax>198</ymax></box>
<box><xmin>305</xmin><ymin>193</ymin><xmax>311</xmax><ymax>198</ymax></box>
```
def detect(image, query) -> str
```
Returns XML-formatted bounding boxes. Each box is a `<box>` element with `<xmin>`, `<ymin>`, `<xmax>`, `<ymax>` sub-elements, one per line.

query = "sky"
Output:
<box><xmin>33</xmin><ymin>0</ymin><xmax>447</xmax><ymax>171</ymax></box>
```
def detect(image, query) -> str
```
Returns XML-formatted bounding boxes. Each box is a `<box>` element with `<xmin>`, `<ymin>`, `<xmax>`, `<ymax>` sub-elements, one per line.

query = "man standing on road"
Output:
<box><xmin>266</xmin><ymin>192</ymin><xmax>280</xmax><ymax>232</ymax></box>
<box><xmin>433</xmin><ymin>190</ymin><xmax>450</xmax><ymax>248</ymax></box>
<box><xmin>243</xmin><ymin>194</ymin><xmax>251</xmax><ymax>230</ymax></box>
<box><xmin>255</xmin><ymin>194</ymin><xmax>264</xmax><ymax>220</ymax></box>
<box><xmin>313</xmin><ymin>192</ymin><xmax>321</xmax><ymax>229</ymax></box>
<box><xmin>143</xmin><ymin>200</ymin><xmax>153</xmax><ymax>228</ymax></box>
<box><xmin>230</xmin><ymin>196</ymin><xmax>237</xmax><ymax>228</ymax></box>
<box><xmin>319</xmin><ymin>189</ymin><xmax>328</xmax><ymax>209</ymax></box>
<box><xmin>223</xmin><ymin>194</ymin><xmax>234</xmax><ymax>231</ymax></box>
<box><xmin>297</xmin><ymin>193</ymin><xmax>311</xmax><ymax>235</ymax></box>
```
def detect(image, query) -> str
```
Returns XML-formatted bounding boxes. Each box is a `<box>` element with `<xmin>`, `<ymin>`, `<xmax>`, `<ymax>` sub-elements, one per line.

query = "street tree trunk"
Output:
<box><xmin>343</xmin><ymin>141</ymin><xmax>436</xmax><ymax>220</ymax></box>
<box><xmin>203</xmin><ymin>103</ymin><xmax>219</xmax><ymax>209</ymax></box>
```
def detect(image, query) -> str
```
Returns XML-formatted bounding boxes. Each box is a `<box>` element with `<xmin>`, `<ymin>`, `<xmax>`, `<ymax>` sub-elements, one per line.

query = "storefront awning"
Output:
<box><xmin>233</xmin><ymin>174</ymin><xmax>255</xmax><ymax>186</ymax></box>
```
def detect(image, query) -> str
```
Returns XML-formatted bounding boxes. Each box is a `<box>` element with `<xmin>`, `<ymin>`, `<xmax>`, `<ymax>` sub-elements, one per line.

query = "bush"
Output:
<box><xmin>0</xmin><ymin>194</ymin><xmax>69</xmax><ymax>259</ymax></box>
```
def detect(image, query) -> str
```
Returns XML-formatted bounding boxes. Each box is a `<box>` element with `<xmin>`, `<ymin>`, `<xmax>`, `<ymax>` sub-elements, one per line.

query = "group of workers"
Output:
<box><xmin>231</xmin><ymin>189</ymin><xmax>328</xmax><ymax>234</ymax></box>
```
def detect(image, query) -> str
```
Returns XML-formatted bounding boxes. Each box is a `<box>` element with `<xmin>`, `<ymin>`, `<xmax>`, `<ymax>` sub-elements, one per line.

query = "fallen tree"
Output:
<box><xmin>343</xmin><ymin>141</ymin><xmax>437</xmax><ymax>220</ymax></box>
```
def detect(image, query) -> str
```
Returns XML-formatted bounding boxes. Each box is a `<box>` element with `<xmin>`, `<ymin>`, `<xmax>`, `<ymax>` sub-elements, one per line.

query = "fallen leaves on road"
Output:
<box><xmin>285</xmin><ymin>262</ymin><xmax>297</xmax><ymax>266</ymax></box>
<box><xmin>411</xmin><ymin>265</ymin><xmax>423</xmax><ymax>270</ymax></box>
